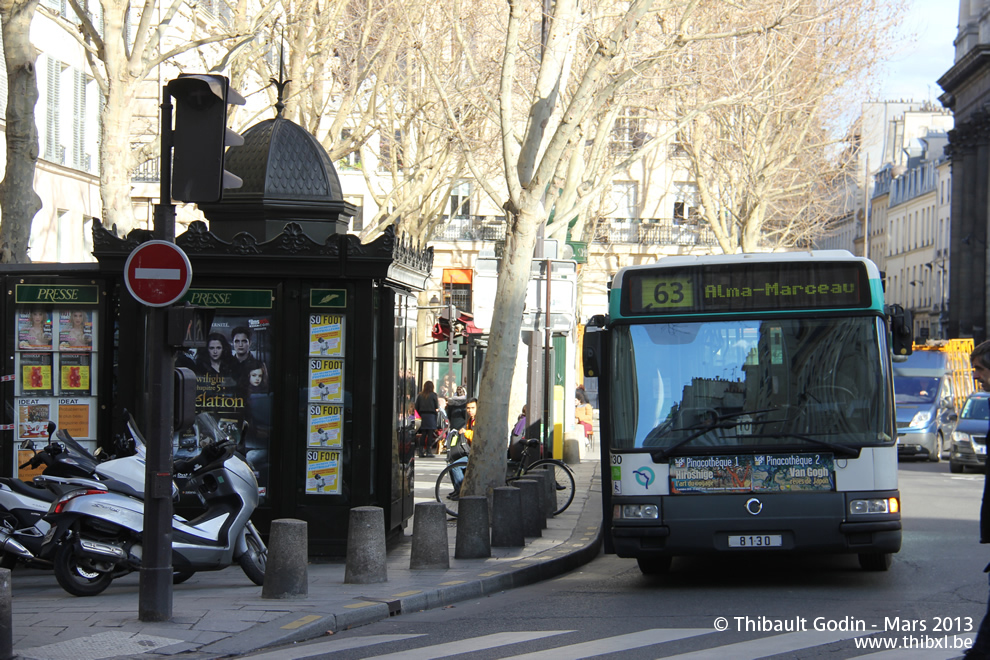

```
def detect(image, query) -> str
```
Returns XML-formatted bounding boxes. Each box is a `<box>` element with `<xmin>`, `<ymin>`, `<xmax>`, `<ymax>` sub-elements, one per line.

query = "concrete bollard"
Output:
<box><xmin>514</xmin><ymin>479</ymin><xmax>543</xmax><ymax>538</ymax></box>
<box><xmin>490</xmin><ymin>486</ymin><xmax>524</xmax><ymax>547</ymax></box>
<box><xmin>528</xmin><ymin>470</ymin><xmax>550</xmax><ymax>528</ymax></box>
<box><xmin>262</xmin><ymin>519</ymin><xmax>309</xmax><ymax>599</ymax></box>
<box><xmin>563</xmin><ymin>433</ymin><xmax>582</xmax><ymax>465</ymax></box>
<box><xmin>455</xmin><ymin>496</ymin><xmax>491</xmax><ymax>559</ymax></box>
<box><xmin>410</xmin><ymin>501</ymin><xmax>450</xmax><ymax>569</ymax></box>
<box><xmin>534</xmin><ymin>467</ymin><xmax>556</xmax><ymax>518</ymax></box>
<box><xmin>344</xmin><ymin>506</ymin><xmax>387</xmax><ymax>584</ymax></box>
<box><xmin>0</xmin><ymin>568</ymin><xmax>10</xmax><ymax>660</ymax></box>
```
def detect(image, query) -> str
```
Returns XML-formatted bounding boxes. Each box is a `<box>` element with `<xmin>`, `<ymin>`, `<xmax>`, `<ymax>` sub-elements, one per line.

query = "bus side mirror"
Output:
<box><xmin>885</xmin><ymin>304</ymin><xmax>914</xmax><ymax>356</ymax></box>
<box><xmin>583</xmin><ymin>319</ymin><xmax>606</xmax><ymax>378</ymax></box>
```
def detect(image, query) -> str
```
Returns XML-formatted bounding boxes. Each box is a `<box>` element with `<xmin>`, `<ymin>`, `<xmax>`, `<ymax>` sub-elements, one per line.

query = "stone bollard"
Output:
<box><xmin>563</xmin><ymin>433</ymin><xmax>582</xmax><ymax>465</ymax></box>
<box><xmin>490</xmin><ymin>486</ymin><xmax>524</xmax><ymax>547</ymax></box>
<box><xmin>0</xmin><ymin>568</ymin><xmax>10</xmax><ymax>660</ymax></box>
<box><xmin>410</xmin><ymin>501</ymin><xmax>450</xmax><ymax>569</ymax></box>
<box><xmin>528</xmin><ymin>470</ymin><xmax>550</xmax><ymax>528</ymax></box>
<box><xmin>345</xmin><ymin>506</ymin><xmax>387</xmax><ymax>584</ymax></box>
<box><xmin>455</xmin><ymin>496</ymin><xmax>491</xmax><ymax>558</ymax></box>
<box><xmin>514</xmin><ymin>479</ymin><xmax>543</xmax><ymax>538</ymax></box>
<box><xmin>262</xmin><ymin>519</ymin><xmax>309</xmax><ymax>599</ymax></box>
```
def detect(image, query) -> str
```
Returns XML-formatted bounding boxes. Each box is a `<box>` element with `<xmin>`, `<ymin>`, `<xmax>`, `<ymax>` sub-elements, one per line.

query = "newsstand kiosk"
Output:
<box><xmin>1</xmin><ymin>111</ymin><xmax>433</xmax><ymax>555</ymax></box>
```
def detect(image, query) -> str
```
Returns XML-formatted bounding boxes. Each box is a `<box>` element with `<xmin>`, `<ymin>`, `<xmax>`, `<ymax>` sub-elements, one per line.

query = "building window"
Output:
<box><xmin>344</xmin><ymin>195</ymin><xmax>364</xmax><ymax>233</ymax></box>
<box><xmin>379</xmin><ymin>130</ymin><xmax>403</xmax><ymax>172</ymax></box>
<box><xmin>339</xmin><ymin>129</ymin><xmax>360</xmax><ymax>169</ymax></box>
<box><xmin>610</xmin><ymin>182</ymin><xmax>637</xmax><ymax>221</ymax></box>
<box><xmin>449</xmin><ymin>181</ymin><xmax>471</xmax><ymax>219</ymax></box>
<box><xmin>442</xmin><ymin>268</ymin><xmax>472</xmax><ymax>313</ymax></box>
<box><xmin>673</xmin><ymin>182</ymin><xmax>699</xmax><ymax>224</ymax></box>
<box><xmin>610</xmin><ymin>108</ymin><xmax>648</xmax><ymax>158</ymax></box>
<box><xmin>44</xmin><ymin>56</ymin><xmax>65</xmax><ymax>165</ymax></box>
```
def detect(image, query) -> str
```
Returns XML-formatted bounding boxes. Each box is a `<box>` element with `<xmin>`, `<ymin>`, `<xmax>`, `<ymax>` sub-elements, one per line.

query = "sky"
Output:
<box><xmin>875</xmin><ymin>0</ymin><xmax>959</xmax><ymax>103</ymax></box>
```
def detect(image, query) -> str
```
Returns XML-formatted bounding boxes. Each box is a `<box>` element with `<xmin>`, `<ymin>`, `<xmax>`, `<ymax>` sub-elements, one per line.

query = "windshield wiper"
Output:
<box><xmin>742</xmin><ymin>433</ymin><xmax>859</xmax><ymax>458</ymax></box>
<box><xmin>649</xmin><ymin>409</ymin><xmax>776</xmax><ymax>462</ymax></box>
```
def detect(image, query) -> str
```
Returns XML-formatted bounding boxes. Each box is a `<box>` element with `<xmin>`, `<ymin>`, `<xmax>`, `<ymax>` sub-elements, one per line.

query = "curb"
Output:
<box><xmin>198</xmin><ymin>479</ymin><xmax>603</xmax><ymax>658</ymax></box>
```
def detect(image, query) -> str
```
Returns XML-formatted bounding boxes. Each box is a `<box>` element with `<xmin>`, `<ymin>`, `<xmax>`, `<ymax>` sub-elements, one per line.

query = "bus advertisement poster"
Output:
<box><xmin>308</xmin><ymin>359</ymin><xmax>344</xmax><ymax>403</ymax></box>
<box><xmin>669</xmin><ymin>455</ymin><xmax>752</xmax><ymax>494</ymax></box>
<box><xmin>308</xmin><ymin>404</ymin><xmax>343</xmax><ymax>447</ymax></box>
<box><xmin>670</xmin><ymin>453</ymin><xmax>835</xmax><ymax>494</ymax></box>
<box><xmin>309</xmin><ymin>314</ymin><xmax>344</xmax><ymax>357</ymax></box>
<box><xmin>751</xmin><ymin>453</ymin><xmax>835</xmax><ymax>492</ymax></box>
<box><xmin>306</xmin><ymin>449</ymin><xmax>341</xmax><ymax>494</ymax></box>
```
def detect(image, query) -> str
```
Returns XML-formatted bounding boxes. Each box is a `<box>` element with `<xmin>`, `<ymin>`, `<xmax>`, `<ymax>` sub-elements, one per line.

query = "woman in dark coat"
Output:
<box><xmin>414</xmin><ymin>381</ymin><xmax>439</xmax><ymax>458</ymax></box>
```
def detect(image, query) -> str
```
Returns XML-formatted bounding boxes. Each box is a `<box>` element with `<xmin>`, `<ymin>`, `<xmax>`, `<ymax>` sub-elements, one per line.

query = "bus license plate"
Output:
<box><xmin>728</xmin><ymin>534</ymin><xmax>782</xmax><ymax>548</ymax></box>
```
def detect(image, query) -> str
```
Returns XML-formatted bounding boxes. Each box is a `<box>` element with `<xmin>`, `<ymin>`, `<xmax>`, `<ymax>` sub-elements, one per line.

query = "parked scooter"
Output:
<box><xmin>0</xmin><ymin>419</ymin><xmax>144</xmax><ymax>568</ymax></box>
<box><xmin>40</xmin><ymin>412</ymin><xmax>267</xmax><ymax>596</ymax></box>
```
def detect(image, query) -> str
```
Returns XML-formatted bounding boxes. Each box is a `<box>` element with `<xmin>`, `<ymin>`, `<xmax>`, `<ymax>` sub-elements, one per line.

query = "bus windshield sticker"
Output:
<box><xmin>669</xmin><ymin>453</ymin><xmax>834</xmax><ymax>494</ymax></box>
<box><xmin>626</xmin><ymin>262</ymin><xmax>870</xmax><ymax>315</ymax></box>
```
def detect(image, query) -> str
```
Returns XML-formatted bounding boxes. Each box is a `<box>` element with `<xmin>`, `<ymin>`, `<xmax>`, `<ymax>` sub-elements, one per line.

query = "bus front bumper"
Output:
<box><xmin>610</xmin><ymin>490</ymin><xmax>901</xmax><ymax>559</ymax></box>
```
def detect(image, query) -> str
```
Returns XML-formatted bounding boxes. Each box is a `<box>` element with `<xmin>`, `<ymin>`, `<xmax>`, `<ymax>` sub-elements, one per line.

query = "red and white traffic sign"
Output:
<box><xmin>124</xmin><ymin>240</ymin><xmax>193</xmax><ymax>307</ymax></box>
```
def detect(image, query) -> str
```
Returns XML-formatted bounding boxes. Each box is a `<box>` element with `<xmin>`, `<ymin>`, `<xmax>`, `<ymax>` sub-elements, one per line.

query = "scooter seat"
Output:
<box><xmin>4</xmin><ymin>478</ymin><xmax>58</xmax><ymax>503</ymax></box>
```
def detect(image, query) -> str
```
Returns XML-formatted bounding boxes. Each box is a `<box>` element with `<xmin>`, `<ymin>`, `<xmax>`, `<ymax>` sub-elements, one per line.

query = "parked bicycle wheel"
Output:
<box><xmin>512</xmin><ymin>459</ymin><xmax>575</xmax><ymax>515</ymax></box>
<box><xmin>434</xmin><ymin>462</ymin><xmax>463</xmax><ymax>517</ymax></box>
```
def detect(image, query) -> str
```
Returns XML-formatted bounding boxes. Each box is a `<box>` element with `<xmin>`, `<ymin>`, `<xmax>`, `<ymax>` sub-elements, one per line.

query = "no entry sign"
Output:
<box><xmin>124</xmin><ymin>240</ymin><xmax>193</xmax><ymax>307</ymax></box>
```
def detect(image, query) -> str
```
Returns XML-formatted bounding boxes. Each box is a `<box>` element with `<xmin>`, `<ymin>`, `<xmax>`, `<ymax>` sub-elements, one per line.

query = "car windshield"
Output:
<box><xmin>894</xmin><ymin>376</ymin><xmax>941</xmax><ymax>404</ymax></box>
<box><xmin>961</xmin><ymin>397</ymin><xmax>990</xmax><ymax>421</ymax></box>
<box><xmin>608</xmin><ymin>316</ymin><xmax>891</xmax><ymax>452</ymax></box>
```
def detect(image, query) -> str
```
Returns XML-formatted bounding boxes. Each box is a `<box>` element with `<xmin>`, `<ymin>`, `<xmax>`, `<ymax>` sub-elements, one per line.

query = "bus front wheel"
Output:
<box><xmin>858</xmin><ymin>552</ymin><xmax>892</xmax><ymax>571</ymax></box>
<box><xmin>637</xmin><ymin>556</ymin><xmax>672</xmax><ymax>575</ymax></box>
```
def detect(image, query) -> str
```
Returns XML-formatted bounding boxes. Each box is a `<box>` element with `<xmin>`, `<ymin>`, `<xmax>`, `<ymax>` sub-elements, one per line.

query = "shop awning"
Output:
<box><xmin>442</xmin><ymin>268</ymin><xmax>473</xmax><ymax>284</ymax></box>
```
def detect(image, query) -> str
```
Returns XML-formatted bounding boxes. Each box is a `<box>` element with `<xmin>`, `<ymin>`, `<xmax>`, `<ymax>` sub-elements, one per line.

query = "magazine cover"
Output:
<box><xmin>308</xmin><ymin>314</ymin><xmax>344</xmax><ymax>357</ymax></box>
<box><xmin>305</xmin><ymin>449</ymin><xmax>341</xmax><ymax>494</ymax></box>
<box><xmin>59</xmin><ymin>354</ymin><xmax>91</xmax><ymax>393</ymax></box>
<box><xmin>308</xmin><ymin>359</ymin><xmax>344</xmax><ymax>403</ymax></box>
<box><xmin>19</xmin><ymin>353</ymin><xmax>53</xmax><ymax>395</ymax></box>
<box><xmin>307</xmin><ymin>404</ymin><xmax>343</xmax><ymax>447</ymax></box>
<box><xmin>58</xmin><ymin>309</ymin><xmax>94</xmax><ymax>351</ymax></box>
<box><xmin>16</xmin><ymin>399</ymin><xmax>52</xmax><ymax>443</ymax></box>
<box><xmin>17</xmin><ymin>308</ymin><xmax>52</xmax><ymax>350</ymax></box>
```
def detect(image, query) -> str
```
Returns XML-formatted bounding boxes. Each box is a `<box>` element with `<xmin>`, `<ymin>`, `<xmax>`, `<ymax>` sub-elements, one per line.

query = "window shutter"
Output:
<box><xmin>73</xmin><ymin>68</ymin><xmax>87</xmax><ymax>170</ymax></box>
<box><xmin>45</xmin><ymin>56</ymin><xmax>62</xmax><ymax>164</ymax></box>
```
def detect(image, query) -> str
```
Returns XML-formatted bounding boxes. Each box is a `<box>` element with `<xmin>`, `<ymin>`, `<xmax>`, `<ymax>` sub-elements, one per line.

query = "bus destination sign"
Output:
<box><xmin>626</xmin><ymin>262</ymin><xmax>870</xmax><ymax>315</ymax></box>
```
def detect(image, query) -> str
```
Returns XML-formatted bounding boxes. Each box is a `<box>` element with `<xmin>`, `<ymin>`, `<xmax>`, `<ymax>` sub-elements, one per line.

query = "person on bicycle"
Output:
<box><xmin>447</xmin><ymin>398</ymin><xmax>477</xmax><ymax>497</ymax></box>
<box><xmin>414</xmin><ymin>381</ymin><xmax>439</xmax><ymax>458</ymax></box>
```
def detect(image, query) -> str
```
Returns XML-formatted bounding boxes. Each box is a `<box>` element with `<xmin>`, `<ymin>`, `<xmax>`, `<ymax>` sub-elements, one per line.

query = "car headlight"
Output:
<box><xmin>614</xmin><ymin>504</ymin><xmax>659</xmax><ymax>520</ymax></box>
<box><xmin>952</xmin><ymin>431</ymin><xmax>974</xmax><ymax>445</ymax></box>
<box><xmin>909</xmin><ymin>411</ymin><xmax>933</xmax><ymax>428</ymax></box>
<box><xmin>850</xmin><ymin>497</ymin><xmax>899</xmax><ymax>515</ymax></box>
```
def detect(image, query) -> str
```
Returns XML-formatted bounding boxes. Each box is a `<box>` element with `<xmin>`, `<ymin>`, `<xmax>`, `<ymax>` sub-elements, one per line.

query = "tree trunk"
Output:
<box><xmin>99</xmin><ymin>85</ymin><xmax>138</xmax><ymax>233</ymax></box>
<box><xmin>461</xmin><ymin>202</ymin><xmax>541</xmax><ymax>497</ymax></box>
<box><xmin>0</xmin><ymin>0</ymin><xmax>42</xmax><ymax>263</ymax></box>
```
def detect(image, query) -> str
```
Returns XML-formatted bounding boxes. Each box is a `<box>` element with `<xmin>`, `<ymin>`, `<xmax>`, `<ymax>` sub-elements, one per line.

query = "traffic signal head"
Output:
<box><xmin>167</xmin><ymin>74</ymin><xmax>245</xmax><ymax>203</ymax></box>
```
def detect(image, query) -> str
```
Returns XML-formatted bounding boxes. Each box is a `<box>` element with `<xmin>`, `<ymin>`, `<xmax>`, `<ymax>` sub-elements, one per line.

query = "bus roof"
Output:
<box><xmin>611</xmin><ymin>250</ymin><xmax>882</xmax><ymax>291</ymax></box>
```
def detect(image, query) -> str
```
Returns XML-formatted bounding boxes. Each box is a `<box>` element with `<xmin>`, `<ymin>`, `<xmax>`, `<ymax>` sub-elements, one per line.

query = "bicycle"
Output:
<box><xmin>434</xmin><ymin>438</ymin><xmax>575</xmax><ymax>518</ymax></box>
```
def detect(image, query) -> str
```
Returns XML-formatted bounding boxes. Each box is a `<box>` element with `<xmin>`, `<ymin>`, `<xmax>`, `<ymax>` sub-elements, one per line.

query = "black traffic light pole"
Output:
<box><xmin>139</xmin><ymin>86</ymin><xmax>177</xmax><ymax>622</ymax></box>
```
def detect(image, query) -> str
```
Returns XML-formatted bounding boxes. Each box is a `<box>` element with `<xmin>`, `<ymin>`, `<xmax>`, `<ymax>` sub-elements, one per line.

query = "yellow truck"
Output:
<box><xmin>892</xmin><ymin>339</ymin><xmax>976</xmax><ymax>461</ymax></box>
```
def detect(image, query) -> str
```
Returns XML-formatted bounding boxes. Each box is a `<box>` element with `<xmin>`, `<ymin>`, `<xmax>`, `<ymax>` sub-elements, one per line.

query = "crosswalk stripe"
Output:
<box><xmin>854</xmin><ymin>633</ymin><xmax>976</xmax><ymax>659</ymax></box>
<box><xmin>240</xmin><ymin>634</ymin><xmax>425</xmax><ymax>660</ymax></box>
<box><xmin>368</xmin><ymin>631</ymin><xmax>574</xmax><ymax>660</ymax></box>
<box><xmin>498</xmin><ymin>628</ymin><xmax>712</xmax><ymax>659</ymax></box>
<box><xmin>656</xmin><ymin>630</ymin><xmax>871</xmax><ymax>660</ymax></box>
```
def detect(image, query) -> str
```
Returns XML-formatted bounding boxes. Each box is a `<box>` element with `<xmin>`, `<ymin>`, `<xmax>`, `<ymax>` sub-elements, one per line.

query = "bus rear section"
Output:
<box><xmin>585</xmin><ymin>252</ymin><xmax>902</xmax><ymax>573</ymax></box>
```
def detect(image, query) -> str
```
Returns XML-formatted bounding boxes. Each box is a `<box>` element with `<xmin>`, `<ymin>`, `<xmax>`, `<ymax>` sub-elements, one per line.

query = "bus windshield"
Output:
<box><xmin>609</xmin><ymin>316</ymin><xmax>891</xmax><ymax>452</ymax></box>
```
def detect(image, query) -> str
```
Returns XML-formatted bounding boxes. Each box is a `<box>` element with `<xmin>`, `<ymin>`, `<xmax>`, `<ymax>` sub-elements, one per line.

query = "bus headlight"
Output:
<box><xmin>849</xmin><ymin>497</ymin><xmax>899</xmax><ymax>515</ymax></box>
<box><xmin>614</xmin><ymin>504</ymin><xmax>659</xmax><ymax>519</ymax></box>
<box><xmin>909</xmin><ymin>411</ymin><xmax>932</xmax><ymax>428</ymax></box>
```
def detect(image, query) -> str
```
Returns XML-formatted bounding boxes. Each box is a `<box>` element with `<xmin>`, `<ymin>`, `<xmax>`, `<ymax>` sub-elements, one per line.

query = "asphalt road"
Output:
<box><xmin>238</xmin><ymin>459</ymin><xmax>986</xmax><ymax>660</ymax></box>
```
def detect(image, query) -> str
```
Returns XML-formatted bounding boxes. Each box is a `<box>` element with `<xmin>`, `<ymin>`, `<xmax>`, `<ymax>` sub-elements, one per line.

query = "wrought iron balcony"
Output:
<box><xmin>432</xmin><ymin>216</ymin><xmax>717</xmax><ymax>248</ymax></box>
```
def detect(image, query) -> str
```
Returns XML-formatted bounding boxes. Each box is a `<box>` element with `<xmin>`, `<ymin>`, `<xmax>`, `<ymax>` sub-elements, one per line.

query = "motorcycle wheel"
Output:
<box><xmin>238</xmin><ymin>525</ymin><xmax>267</xmax><ymax>586</ymax></box>
<box><xmin>53</xmin><ymin>541</ymin><xmax>113</xmax><ymax>597</ymax></box>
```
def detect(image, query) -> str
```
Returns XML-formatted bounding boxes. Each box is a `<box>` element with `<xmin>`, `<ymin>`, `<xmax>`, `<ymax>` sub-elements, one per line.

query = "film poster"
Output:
<box><xmin>305</xmin><ymin>448</ymin><xmax>341</xmax><ymax>494</ymax></box>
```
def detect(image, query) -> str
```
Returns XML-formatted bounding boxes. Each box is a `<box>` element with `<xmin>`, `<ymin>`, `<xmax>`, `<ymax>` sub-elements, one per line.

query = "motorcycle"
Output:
<box><xmin>40</xmin><ymin>412</ymin><xmax>267</xmax><ymax>596</ymax></box>
<box><xmin>0</xmin><ymin>418</ymin><xmax>145</xmax><ymax>569</ymax></box>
